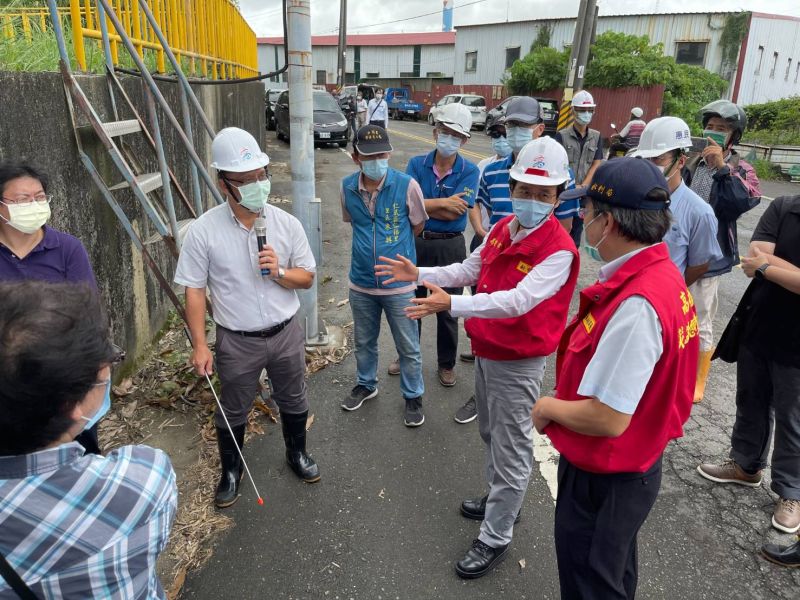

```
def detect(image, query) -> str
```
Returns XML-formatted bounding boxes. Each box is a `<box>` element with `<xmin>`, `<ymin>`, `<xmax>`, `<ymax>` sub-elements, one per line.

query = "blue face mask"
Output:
<box><xmin>491</xmin><ymin>136</ymin><xmax>513</xmax><ymax>158</ymax></box>
<box><xmin>436</xmin><ymin>132</ymin><xmax>462</xmax><ymax>158</ymax></box>
<box><xmin>506</xmin><ymin>126</ymin><xmax>534</xmax><ymax>153</ymax></box>
<box><xmin>81</xmin><ymin>379</ymin><xmax>111</xmax><ymax>432</ymax></box>
<box><xmin>361</xmin><ymin>158</ymin><xmax>389</xmax><ymax>181</ymax></box>
<box><xmin>576</xmin><ymin>111</ymin><xmax>593</xmax><ymax>125</ymax></box>
<box><xmin>512</xmin><ymin>198</ymin><xmax>553</xmax><ymax>229</ymax></box>
<box><xmin>582</xmin><ymin>214</ymin><xmax>607</xmax><ymax>262</ymax></box>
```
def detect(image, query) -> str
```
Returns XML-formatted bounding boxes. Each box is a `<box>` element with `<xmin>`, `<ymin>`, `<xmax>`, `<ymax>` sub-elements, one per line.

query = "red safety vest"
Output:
<box><xmin>546</xmin><ymin>243</ymin><xmax>698</xmax><ymax>474</ymax></box>
<box><xmin>466</xmin><ymin>215</ymin><xmax>578</xmax><ymax>361</ymax></box>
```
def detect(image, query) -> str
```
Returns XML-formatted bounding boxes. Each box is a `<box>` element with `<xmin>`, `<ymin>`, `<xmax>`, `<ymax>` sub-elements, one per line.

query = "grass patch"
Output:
<box><xmin>751</xmin><ymin>158</ymin><xmax>784</xmax><ymax>181</ymax></box>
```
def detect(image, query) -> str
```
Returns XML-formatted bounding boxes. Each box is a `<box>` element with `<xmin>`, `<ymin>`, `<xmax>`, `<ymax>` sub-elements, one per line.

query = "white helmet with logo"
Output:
<box><xmin>509</xmin><ymin>137</ymin><xmax>571</xmax><ymax>186</ymax></box>
<box><xmin>436</xmin><ymin>102</ymin><xmax>473</xmax><ymax>138</ymax></box>
<box><xmin>630</xmin><ymin>116</ymin><xmax>693</xmax><ymax>159</ymax></box>
<box><xmin>211</xmin><ymin>127</ymin><xmax>270</xmax><ymax>172</ymax></box>
<box><xmin>571</xmin><ymin>90</ymin><xmax>596</xmax><ymax>108</ymax></box>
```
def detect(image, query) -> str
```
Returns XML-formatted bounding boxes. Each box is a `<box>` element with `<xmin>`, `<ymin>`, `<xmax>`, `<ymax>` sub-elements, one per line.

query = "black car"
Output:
<box><xmin>274</xmin><ymin>89</ymin><xmax>350</xmax><ymax>147</ymax></box>
<box><xmin>265</xmin><ymin>87</ymin><xmax>286</xmax><ymax>131</ymax></box>
<box><xmin>485</xmin><ymin>96</ymin><xmax>559</xmax><ymax>137</ymax></box>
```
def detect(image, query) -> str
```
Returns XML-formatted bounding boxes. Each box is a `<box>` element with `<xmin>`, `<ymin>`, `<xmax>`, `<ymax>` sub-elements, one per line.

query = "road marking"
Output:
<box><xmin>534</xmin><ymin>433</ymin><xmax>559</xmax><ymax>503</ymax></box>
<box><xmin>388</xmin><ymin>127</ymin><xmax>487</xmax><ymax>161</ymax></box>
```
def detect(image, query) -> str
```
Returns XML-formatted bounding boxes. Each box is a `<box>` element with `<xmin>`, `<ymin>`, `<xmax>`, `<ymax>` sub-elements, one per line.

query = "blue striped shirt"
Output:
<box><xmin>0</xmin><ymin>442</ymin><xmax>176</xmax><ymax>599</ymax></box>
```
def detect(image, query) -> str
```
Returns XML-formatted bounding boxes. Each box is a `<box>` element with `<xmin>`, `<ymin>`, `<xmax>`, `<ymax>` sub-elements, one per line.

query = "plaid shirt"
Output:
<box><xmin>689</xmin><ymin>159</ymin><xmax>716</xmax><ymax>202</ymax></box>
<box><xmin>0</xmin><ymin>442</ymin><xmax>176</xmax><ymax>599</ymax></box>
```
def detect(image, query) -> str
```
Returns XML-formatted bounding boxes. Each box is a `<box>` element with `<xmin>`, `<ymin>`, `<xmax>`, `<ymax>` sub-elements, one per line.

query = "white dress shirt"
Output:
<box><xmin>417</xmin><ymin>218</ymin><xmax>574</xmax><ymax>319</ymax></box>
<box><xmin>367</xmin><ymin>98</ymin><xmax>389</xmax><ymax>128</ymax></box>
<box><xmin>174</xmin><ymin>203</ymin><xmax>316</xmax><ymax>331</ymax></box>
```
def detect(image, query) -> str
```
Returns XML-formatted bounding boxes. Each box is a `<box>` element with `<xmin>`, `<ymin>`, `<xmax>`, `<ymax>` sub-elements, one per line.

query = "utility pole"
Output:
<box><xmin>287</xmin><ymin>0</ymin><xmax>328</xmax><ymax>345</ymax></box>
<box><xmin>336</xmin><ymin>0</ymin><xmax>347</xmax><ymax>87</ymax></box>
<box><xmin>575</xmin><ymin>0</ymin><xmax>598</xmax><ymax>91</ymax></box>
<box><xmin>557</xmin><ymin>0</ymin><xmax>596</xmax><ymax>132</ymax></box>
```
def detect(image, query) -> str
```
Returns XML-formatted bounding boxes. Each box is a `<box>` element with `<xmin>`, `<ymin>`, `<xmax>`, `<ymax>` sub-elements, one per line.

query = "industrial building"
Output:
<box><xmin>453</xmin><ymin>10</ymin><xmax>800</xmax><ymax>105</ymax></box>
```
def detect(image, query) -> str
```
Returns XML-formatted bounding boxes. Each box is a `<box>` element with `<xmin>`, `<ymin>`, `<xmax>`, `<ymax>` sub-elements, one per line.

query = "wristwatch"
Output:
<box><xmin>277</xmin><ymin>267</ymin><xmax>286</xmax><ymax>279</ymax></box>
<box><xmin>754</xmin><ymin>263</ymin><xmax>769</xmax><ymax>280</ymax></box>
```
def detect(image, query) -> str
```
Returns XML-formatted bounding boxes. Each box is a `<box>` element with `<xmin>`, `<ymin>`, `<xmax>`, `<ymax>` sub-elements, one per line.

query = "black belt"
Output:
<box><xmin>420</xmin><ymin>231</ymin><xmax>463</xmax><ymax>240</ymax></box>
<box><xmin>227</xmin><ymin>318</ymin><xmax>292</xmax><ymax>338</ymax></box>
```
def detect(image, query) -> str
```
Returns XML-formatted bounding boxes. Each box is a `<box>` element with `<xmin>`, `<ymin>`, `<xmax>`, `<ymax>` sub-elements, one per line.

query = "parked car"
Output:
<box><xmin>274</xmin><ymin>89</ymin><xmax>350</xmax><ymax>148</ymax></box>
<box><xmin>265</xmin><ymin>87</ymin><xmax>286</xmax><ymax>131</ymax></box>
<box><xmin>428</xmin><ymin>94</ymin><xmax>487</xmax><ymax>130</ymax></box>
<box><xmin>484</xmin><ymin>96</ymin><xmax>559</xmax><ymax>136</ymax></box>
<box><xmin>386</xmin><ymin>88</ymin><xmax>422</xmax><ymax>121</ymax></box>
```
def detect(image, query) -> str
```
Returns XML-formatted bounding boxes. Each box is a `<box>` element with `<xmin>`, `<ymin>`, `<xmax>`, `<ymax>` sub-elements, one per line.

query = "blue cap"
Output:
<box><xmin>584</xmin><ymin>157</ymin><xmax>670</xmax><ymax>210</ymax></box>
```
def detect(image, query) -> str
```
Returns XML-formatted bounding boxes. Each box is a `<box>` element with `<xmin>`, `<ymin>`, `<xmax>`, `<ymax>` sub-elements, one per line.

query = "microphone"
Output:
<box><xmin>254</xmin><ymin>218</ymin><xmax>270</xmax><ymax>276</ymax></box>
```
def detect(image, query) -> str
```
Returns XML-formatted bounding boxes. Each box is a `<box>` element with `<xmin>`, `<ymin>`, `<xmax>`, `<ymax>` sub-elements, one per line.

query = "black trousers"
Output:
<box><xmin>468</xmin><ymin>232</ymin><xmax>484</xmax><ymax>296</ymax></box>
<box><xmin>75</xmin><ymin>424</ymin><xmax>101</xmax><ymax>455</ymax></box>
<box><xmin>415</xmin><ymin>233</ymin><xmax>466</xmax><ymax>369</ymax></box>
<box><xmin>569</xmin><ymin>216</ymin><xmax>584</xmax><ymax>249</ymax></box>
<box><xmin>555</xmin><ymin>455</ymin><xmax>662</xmax><ymax>600</ymax></box>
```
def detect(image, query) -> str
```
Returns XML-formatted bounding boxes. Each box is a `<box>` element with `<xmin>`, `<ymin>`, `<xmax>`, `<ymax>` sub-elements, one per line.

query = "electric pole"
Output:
<box><xmin>336</xmin><ymin>0</ymin><xmax>347</xmax><ymax>87</ymax></box>
<box><xmin>557</xmin><ymin>0</ymin><xmax>597</xmax><ymax>132</ymax></box>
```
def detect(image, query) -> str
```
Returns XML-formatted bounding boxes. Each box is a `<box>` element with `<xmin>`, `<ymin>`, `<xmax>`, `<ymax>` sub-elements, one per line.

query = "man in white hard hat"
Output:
<box><xmin>376</xmin><ymin>137</ymin><xmax>579</xmax><ymax>579</ymax></box>
<box><xmin>630</xmin><ymin>116</ymin><xmax>722</xmax><ymax>289</ymax></box>
<box><xmin>390</xmin><ymin>102</ymin><xmax>480</xmax><ymax>389</ymax></box>
<box><xmin>617</xmin><ymin>106</ymin><xmax>647</xmax><ymax>148</ymax></box>
<box><xmin>555</xmin><ymin>90</ymin><xmax>604</xmax><ymax>247</ymax></box>
<box><xmin>175</xmin><ymin>127</ymin><xmax>320</xmax><ymax>508</ymax></box>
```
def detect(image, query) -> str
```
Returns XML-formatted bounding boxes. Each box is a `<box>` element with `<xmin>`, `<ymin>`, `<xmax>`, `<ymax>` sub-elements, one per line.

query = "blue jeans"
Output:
<box><xmin>349</xmin><ymin>288</ymin><xmax>424</xmax><ymax>400</ymax></box>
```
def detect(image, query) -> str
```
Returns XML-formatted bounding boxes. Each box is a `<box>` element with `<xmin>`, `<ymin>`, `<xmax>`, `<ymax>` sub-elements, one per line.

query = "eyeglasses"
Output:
<box><xmin>516</xmin><ymin>192</ymin><xmax>558</xmax><ymax>203</ymax></box>
<box><xmin>487</xmin><ymin>129</ymin><xmax>506</xmax><ymax>139</ymax></box>
<box><xmin>1</xmin><ymin>194</ymin><xmax>52</xmax><ymax>205</ymax></box>
<box><xmin>223</xmin><ymin>172</ymin><xmax>270</xmax><ymax>188</ymax></box>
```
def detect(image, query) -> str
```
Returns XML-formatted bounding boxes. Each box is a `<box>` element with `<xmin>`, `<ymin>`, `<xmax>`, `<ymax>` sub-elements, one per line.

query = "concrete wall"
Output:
<box><xmin>0</xmin><ymin>70</ymin><xmax>265</xmax><ymax>366</ymax></box>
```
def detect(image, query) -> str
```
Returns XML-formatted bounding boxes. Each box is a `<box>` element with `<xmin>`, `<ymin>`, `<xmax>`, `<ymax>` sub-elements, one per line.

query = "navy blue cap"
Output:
<box><xmin>584</xmin><ymin>157</ymin><xmax>670</xmax><ymax>210</ymax></box>
<box><xmin>353</xmin><ymin>124</ymin><xmax>393</xmax><ymax>155</ymax></box>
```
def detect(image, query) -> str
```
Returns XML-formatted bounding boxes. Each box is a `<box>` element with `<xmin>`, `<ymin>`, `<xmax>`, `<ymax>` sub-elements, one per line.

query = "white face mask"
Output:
<box><xmin>1</xmin><ymin>199</ymin><xmax>51</xmax><ymax>234</ymax></box>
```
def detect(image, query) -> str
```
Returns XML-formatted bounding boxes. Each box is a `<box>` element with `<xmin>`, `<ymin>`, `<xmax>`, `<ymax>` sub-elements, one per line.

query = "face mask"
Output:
<box><xmin>582</xmin><ymin>213</ymin><xmax>608</xmax><ymax>263</ymax></box>
<box><xmin>656</xmin><ymin>156</ymin><xmax>679</xmax><ymax>179</ymax></box>
<box><xmin>576</xmin><ymin>111</ymin><xmax>593</xmax><ymax>125</ymax></box>
<box><xmin>235</xmin><ymin>179</ymin><xmax>271</xmax><ymax>213</ymax></box>
<box><xmin>512</xmin><ymin>198</ymin><xmax>553</xmax><ymax>229</ymax></box>
<box><xmin>506</xmin><ymin>126</ymin><xmax>533</xmax><ymax>153</ymax></box>
<box><xmin>81</xmin><ymin>379</ymin><xmax>111</xmax><ymax>432</ymax></box>
<box><xmin>491</xmin><ymin>136</ymin><xmax>513</xmax><ymax>158</ymax></box>
<box><xmin>436</xmin><ymin>133</ymin><xmax>462</xmax><ymax>158</ymax></box>
<box><xmin>361</xmin><ymin>158</ymin><xmax>389</xmax><ymax>181</ymax></box>
<box><xmin>703</xmin><ymin>129</ymin><xmax>728</xmax><ymax>147</ymax></box>
<box><xmin>357</xmin><ymin>96</ymin><xmax>362</xmax><ymax>101</ymax></box>
<box><xmin>375</xmin><ymin>94</ymin><xmax>383</xmax><ymax>100</ymax></box>
<box><xmin>1</xmin><ymin>199</ymin><xmax>51</xmax><ymax>234</ymax></box>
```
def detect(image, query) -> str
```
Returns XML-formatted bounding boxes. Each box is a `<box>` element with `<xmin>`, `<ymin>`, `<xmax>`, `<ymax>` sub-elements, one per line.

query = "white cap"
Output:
<box><xmin>509</xmin><ymin>137</ymin><xmax>571</xmax><ymax>186</ymax></box>
<box><xmin>571</xmin><ymin>90</ymin><xmax>596</xmax><ymax>108</ymax></box>
<box><xmin>631</xmin><ymin>106</ymin><xmax>644</xmax><ymax>118</ymax></box>
<box><xmin>630</xmin><ymin>116</ymin><xmax>693</xmax><ymax>159</ymax></box>
<box><xmin>210</xmin><ymin>127</ymin><xmax>270</xmax><ymax>172</ymax></box>
<box><xmin>436</xmin><ymin>102</ymin><xmax>472</xmax><ymax>138</ymax></box>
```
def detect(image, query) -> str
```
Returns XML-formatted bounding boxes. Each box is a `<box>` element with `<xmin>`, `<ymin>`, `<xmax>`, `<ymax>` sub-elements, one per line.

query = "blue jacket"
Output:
<box><xmin>343</xmin><ymin>168</ymin><xmax>417</xmax><ymax>289</ymax></box>
<box><xmin>406</xmin><ymin>150</ymin><xmax>479</xmax><ymax>233</ymax></box>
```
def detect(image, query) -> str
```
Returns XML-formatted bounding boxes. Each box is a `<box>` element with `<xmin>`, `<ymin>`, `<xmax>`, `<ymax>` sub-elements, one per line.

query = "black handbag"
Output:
<box><xmin>713</xmin><ymin>280</ymin><xmax>758</xmax><ymax>363</ymax></box>
<box><xmin>0</xmin><ymin>550</ymin><xmax>37</xmax><ymax>600</ymax></box>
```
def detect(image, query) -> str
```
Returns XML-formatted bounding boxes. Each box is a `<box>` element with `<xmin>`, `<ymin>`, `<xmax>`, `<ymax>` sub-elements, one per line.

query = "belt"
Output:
<box><xmin>227</xmin><ymin>318</ymin><xmax>292</xmax><ymax>338</ymax></box>
<box><xmin>420</xmin><ymin>231</ymin><xmax>463</xmax><ymax>240</ymax></box>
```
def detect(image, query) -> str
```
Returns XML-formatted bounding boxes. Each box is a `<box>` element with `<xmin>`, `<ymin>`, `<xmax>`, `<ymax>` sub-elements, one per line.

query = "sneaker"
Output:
<box><xmin>772</xmin><ymin>498</ymin><xmax>800</xmax><ymax>534</ymax></box>
<box><xmin>404</xmin><ymin>397</ymin><xmax>425</xmax><ymax>427</ymax></box>
<box><xmin>459</xmin><ymin>352</ymin><xmax>475</xmax><ymax>363</ymax></box>
<box><xmin>387</xmin><ymin>358</ymin><xmax>400</xmax><ymax>376</ymax></box>
<box><xmin>696</xmin><ymin>459</ymin><xmax>763</xmax><ymax>487</ymax></box>
<box><xmin>438</xmin><ymin>367</ymin><xmax>456</xmax><ymax>387</ymax></box>
<box><xmin>341</xmin><ymin>385</ymin><xmax>377</xmax><ymax>411</ymax></box>
<box><xmin>454</xmin><ymin>396</ymin><xmax>477</xmax><ymax>424</ymax></box>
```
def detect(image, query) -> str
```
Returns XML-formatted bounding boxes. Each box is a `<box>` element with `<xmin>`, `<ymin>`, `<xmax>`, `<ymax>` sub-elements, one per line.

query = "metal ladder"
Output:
<box><xmin>45</xmin><ymin>0</ymin><xmax>226</xmax><ymax>321</ymax></box>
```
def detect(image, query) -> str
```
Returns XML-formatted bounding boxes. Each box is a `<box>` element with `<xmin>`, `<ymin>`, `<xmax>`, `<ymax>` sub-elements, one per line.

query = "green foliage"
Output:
<box><xmin>530</xmin><ymin>25</ymin><xmax>552</xmax><ymax>53</ymax></box>
<box><xmin>751</xmin><ymin>159</ymin><xmax>784</xmax><ymax>181</ymax></box>
<box><xmin>506</xmin><ymin>46</ymin><xmax>568</xmax><ymax>94</ymax></box>
<box><xmin>719</xmin><ymin>12</ymin><xmax>750</xmax><ymax>71</ymax></box>
<box><xmin>583</xmin><ymin>32</ymin><xmax>673</xmax><ymax>88</ymax></box>
<box><xmin>743</xmin><ymin>97</ymin><xmax>800</xmax><ymax>146</ymax></box>
<box><xmin>662</xmin><ymin>63</ymin><xmax>728</xmax><ymax>134</ymax></box>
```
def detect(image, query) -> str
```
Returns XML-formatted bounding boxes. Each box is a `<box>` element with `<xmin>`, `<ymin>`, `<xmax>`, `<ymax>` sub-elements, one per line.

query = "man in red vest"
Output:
<box><xmin>376</xmin><ymin>137</ymin><xmax>579</xmax><ymax>579</ymax></box>
<box><xmin>533</xmin><ymin>158</ymin><xmax>698</xmax><ymax>599</ymax></box>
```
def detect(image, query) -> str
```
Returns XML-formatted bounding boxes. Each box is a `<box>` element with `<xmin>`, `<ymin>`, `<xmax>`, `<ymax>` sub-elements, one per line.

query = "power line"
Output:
<box><xmin>320</xmin><ymin>0</ymin><xmax>490</xmax><ymax>34</ymax></box>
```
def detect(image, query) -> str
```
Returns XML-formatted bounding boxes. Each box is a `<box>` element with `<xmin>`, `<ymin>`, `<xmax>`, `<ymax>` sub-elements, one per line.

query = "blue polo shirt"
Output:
<box><xmin>663</xmin><ymin>182</ymin><xmax>723</xmax><ymax>274</ymax></box>
<box><xmin>477</xmin><ymin>154</ymin><xmax>579</xmax><ymax>225</ymax></box>
<box><xmin>405</xmin><ymin>150</ymin><xmax>480</xmax><ymax>234</ymax></box>
<box><xmin>0</xmin><ymin>226</ymin><xmax>97</xmax><ymax>287</ymax></box>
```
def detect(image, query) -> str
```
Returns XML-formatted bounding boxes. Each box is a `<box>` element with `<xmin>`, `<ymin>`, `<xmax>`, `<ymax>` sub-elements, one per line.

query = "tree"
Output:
<box><xmin>662</xmin><ymin>63</ymin><xmax>728</xmax><ymax>134</ymax></box>
<box><xmin>505</xmin><ymin>46</ymin><xmax>568</xmax><ymax>94</ymax></box>
<box><xmin>583</xmin><ymin>31</ymin><xmax>673</xmax><ymax>88</ymax></box>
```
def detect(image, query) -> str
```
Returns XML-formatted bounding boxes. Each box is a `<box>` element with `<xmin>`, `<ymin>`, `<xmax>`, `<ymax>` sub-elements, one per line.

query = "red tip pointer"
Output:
<box><xmin>257</xmin><ymin>498</ymin><xmax>264</xmax><ymax>506</ymax></box>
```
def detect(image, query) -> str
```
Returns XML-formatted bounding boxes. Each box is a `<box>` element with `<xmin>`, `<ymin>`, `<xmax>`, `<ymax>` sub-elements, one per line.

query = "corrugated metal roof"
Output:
<box><xmin>257</xmin><ymin>32</ymin><xmax>456</xmax><ymax>46</ymax></box>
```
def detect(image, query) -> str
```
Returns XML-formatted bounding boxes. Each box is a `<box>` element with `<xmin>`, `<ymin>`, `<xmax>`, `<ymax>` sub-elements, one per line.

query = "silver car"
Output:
<box><xmin>428</xmin><ymin>94</ymin><xmax>487</xmax><ymax>130</ymax></box>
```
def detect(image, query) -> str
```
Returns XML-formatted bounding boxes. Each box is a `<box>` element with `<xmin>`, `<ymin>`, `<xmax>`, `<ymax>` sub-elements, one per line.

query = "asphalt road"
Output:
<box><xmin>181</xmin><ymin>120</ymin><xmax>800</xmax><ymax>599</ymax></box>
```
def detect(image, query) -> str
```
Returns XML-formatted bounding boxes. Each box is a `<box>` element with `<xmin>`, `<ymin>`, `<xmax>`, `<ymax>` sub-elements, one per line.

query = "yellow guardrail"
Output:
<box><xmin>1</xmin><ymin>1</ymin><xmax>259</xmax><ymax>80</ymax></box>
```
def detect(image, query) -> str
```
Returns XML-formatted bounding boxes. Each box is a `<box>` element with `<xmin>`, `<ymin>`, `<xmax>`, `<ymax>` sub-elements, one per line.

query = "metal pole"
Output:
<box><xmin>574</xmin><ymin>0</ymin><xmax>597</xmax><ymax>91</ymax></box>
<box><xmin>45</xmin><ymin>0</ymin><xmax>70</xmax><ymax>65</ymax></box>
<box><xmin>336</xmin><ymin>0</ymin><xmax>347</xmax><ymax>88</ymax></box>
<box><xmin>96</xmin><ymin>0</ymin><xmax>119</xmax><ymax>119</ymax></box>
<box><xmin>288</xmin><ymin>0</ymin><xmax>327</xmax><ymax>345</ymax></box>
<box><xmin>179</xmin><ymin>89</ymin><xmax>204</xmax><ymax>215</ymax></box>
<box><xmin>564</xmin><ymin>0</ymin><xmax>589</xmax><ymax>93</ymax></box>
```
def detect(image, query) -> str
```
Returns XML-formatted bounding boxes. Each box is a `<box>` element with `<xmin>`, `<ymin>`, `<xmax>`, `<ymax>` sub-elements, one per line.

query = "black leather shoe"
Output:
<box><xmin>455</xmin><ymin>539</ymin><xmax>509</xmax><ymax>579</ymax></box>
<box><xmin>214</xmin><ymin>424</ymin><xmax>245</xmax><ymax>508</ymax></box>
<box><xmin>460</xmin><ymin>494</ymin><xmax>521</xmax><ymax>523</ymax></box>
<box><xmin>761</xmin><ymin>539</ymin><xmax>800</xmax><ymax>567</ymax></box>
<box><xmin>282</xmin><ymin>411</ymin><xmax>321</xmax><ymax>483</ymax></box>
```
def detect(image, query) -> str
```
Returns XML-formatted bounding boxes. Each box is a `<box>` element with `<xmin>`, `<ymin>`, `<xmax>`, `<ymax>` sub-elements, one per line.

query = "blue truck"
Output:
<box><xmin>386</xmin><ymin>88</ymin><xmax>423</xmax><ymax>121</ymax></box>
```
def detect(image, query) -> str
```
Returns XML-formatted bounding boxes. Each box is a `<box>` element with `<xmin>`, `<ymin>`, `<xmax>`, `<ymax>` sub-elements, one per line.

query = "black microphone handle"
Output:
<box><xmin>256</xmin><ymin>235</ymin><xmax>270</xmax><ymax>276</ymax></box>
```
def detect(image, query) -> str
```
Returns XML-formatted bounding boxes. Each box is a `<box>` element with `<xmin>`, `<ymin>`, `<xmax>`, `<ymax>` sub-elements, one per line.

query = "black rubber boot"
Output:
<box><xmin>281</xmin><ymin>411</ymin><xmax>321</xmax><ymax>483</ymax></box>
<box><xmin>214</xmin><ymin>424</ymin><xmax>246</xmax><ymax>508</ymax></box>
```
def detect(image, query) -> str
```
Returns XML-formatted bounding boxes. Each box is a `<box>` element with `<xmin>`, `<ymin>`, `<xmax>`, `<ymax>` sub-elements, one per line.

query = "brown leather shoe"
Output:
<box><xmin>438</xmin><ymin>367</ymin><xmax>456</xmax><ymax>387</ymax></box>
<box><xmin>696</xmin><ymin>459</ymin><xmax>763</xmax><ymax>487</ymax></box>
<box><xmin>387</xmin><ymin>358</ymin><xmax>400</xmax><ymax>376</ymax></box>
<box><xmin>773</xmin><ymin>498</ymin><xmax>800</xmax><ymax>533</ymax></box>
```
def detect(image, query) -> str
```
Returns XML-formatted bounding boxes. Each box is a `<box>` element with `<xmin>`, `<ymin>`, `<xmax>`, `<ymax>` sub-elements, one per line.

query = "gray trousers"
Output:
<box><xmin>731</xmin><ymin>344</ymin><xmax>800</xmax><ymax>499</ymax></box>
<box><xmin>475</xmin><ymin>355</ymin><xmax>546</xmax><ymax>547</ymax></box>
<box><xmin>214</xmin><ymin>316</ymin><xmax>308</xmax><ymax>428</ymax></box>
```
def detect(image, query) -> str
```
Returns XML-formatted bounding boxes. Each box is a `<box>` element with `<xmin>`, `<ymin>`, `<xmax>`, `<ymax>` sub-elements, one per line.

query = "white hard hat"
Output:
<box><xmin>509</xmin><ymin>137</ymin><xmax>571</xmax><ymax>186</ymax></box>
<box><xmin>571</xmin><ymin>90</ymin><xmax>596</xmax><ymax>108</ymax></box>
<box><xmin>630</xmin><ymin>116</ymin><xmax>693</xmax><ymax>159</ymax></box>
<box><xmin>631</xmin><ymin>106</ymin><xmax>644</xmax><ymax>118</ymax></box>
<box><xmin>210</xmin><ymin>127</ymin><xmax>270</xmax><ymax>172</ymax></box>
<box><xmin>436</xmin><ymin>102</ymin><xmax>472</xmax><ymax>138</ymax></box>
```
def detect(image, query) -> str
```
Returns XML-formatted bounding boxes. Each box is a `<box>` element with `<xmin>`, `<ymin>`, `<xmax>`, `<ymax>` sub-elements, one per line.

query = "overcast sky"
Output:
<box><xmin>239</xmin><ymin>0</ymin><xmax>800</xmax><ymax>37</ymax></box>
